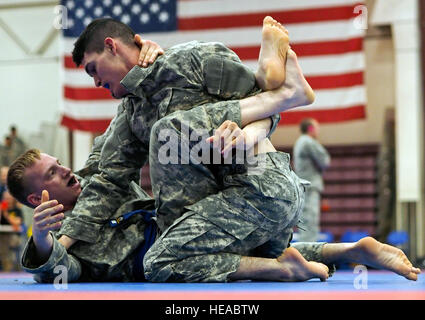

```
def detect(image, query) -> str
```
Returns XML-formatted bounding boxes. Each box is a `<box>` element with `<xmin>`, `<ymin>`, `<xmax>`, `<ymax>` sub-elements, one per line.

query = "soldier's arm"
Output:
<box><xmin>58</xmin><ymin>235</ymin><xmax>77</xmax><ymax>249</ymax></box>
<box><xmin>57</xmin><ymin>105</ymin><xmax>149</xmax><ymax>243</ymax></box>
<box><xmin>307</xmin><ymin>139</ymin><xmax>331</xmax><ymax>171</ymax></box>
<box><xmin>21</xmin><ymin>233</ymin><xmax>82</xmax><ymax>283</ymax></box>
<box><xmin>206</xmin><ymin>118</ymin><xmax>274</xmax><ymax>156</ymax></box>
<box><xmin>133</xmin><ymin>34</ymin><xmax>164</xmax><ymax>67</ymax></box>
<box><xmin>54</xmin><ymin>134</ymin><xmax>109</xmax><ymax>250</ymax></box>
<box><xmin>75</xmin><ymin>127</ymin><xmax>109</xmax><ymax>179</ymax></box>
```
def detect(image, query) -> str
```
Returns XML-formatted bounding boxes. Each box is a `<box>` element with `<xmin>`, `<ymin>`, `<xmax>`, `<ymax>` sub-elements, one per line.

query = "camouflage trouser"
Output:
<box><xmin>297</xmin><ymin>187</ymin><xmax>321</xmax><ymax>242</ymax></box>
<box><xmin>143</xmin><ymin>104</ymin><xmax>312</xmax><ymax>282</ymax></box>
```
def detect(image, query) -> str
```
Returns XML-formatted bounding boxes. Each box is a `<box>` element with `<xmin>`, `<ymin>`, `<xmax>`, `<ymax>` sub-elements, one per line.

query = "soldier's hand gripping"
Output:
<box><xmin>134</xmin><ymin>34</ymin><xmax>164</xmax><ymax>67</ymax></box>
<box><xmin>206</xmin><ymin>120</ymin><xmax>256</xmax><ymax>158</ymax></box>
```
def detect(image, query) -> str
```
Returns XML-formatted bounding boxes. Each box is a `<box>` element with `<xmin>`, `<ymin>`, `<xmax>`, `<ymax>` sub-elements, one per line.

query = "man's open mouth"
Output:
<box><xmin>67</xmin><ymin>176</ymin><xmax>78</xmax><ymax>188</ymax></box>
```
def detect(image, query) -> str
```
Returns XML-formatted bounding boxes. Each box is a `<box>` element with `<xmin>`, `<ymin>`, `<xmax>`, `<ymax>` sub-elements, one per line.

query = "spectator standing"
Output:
<box><xmin>9</xmin><ymin>126</ymin><xmax>27</xmax><ymax>159</ymax></box>
<box><xmin>0</xmin><ymin>136</ymin><xmax>15</xmax><ymax>167</ymax></box>
<box><xmin>293</xmin><ymin>118</ymin><xmax>331</xmax><ymax>242</ymax></box>
<box><xmin>0</xmin><ymin>191</ymin><xmax>24</xmax><ymax>271</ymax></box>
<box><xmin>0</xmin><ymin>166</ymin><xmax>7</xmax><ymax>200</ymax></box>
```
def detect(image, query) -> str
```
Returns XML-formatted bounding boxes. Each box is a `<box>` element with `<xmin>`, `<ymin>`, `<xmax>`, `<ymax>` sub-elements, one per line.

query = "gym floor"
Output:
<box><xmin>0</xmin><ymin>269</ymin><xmax>424</xmax><ymax>300</ymax></box>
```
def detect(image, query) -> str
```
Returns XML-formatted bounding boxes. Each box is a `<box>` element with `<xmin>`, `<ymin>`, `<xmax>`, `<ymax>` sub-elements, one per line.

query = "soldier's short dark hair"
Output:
<box><xmin>72</xmin><ymin>18</ymin><xmax>136</xmax><ymax>67</ymax></box>
<box><xmin>299</xmin><ymin>118</ymin><xmax>314</xmax><ymax>134</ymax></box>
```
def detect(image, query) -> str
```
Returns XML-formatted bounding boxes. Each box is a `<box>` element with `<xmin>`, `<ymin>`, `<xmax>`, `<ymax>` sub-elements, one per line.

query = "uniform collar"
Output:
<box><xmin>121</xmin><ymin>65</ymin><xmax>152</xmax><ymax>97</ymax></box>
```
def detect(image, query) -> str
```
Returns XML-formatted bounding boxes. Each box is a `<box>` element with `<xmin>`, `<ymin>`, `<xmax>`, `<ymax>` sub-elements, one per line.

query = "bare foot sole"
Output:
<box><xmin>349</xmin><ymin>237</ymin><xmax>421</xmax><ymax>281</ymax></box>
<box><xmin>256</xmin><ymin>16</ymin><xmax>290</xmax><ymax>91</ymax></box>
<box><xmin>276</xmin><ymin>247</ymin><xmax>329</xmax><ymax>282</ymax></box>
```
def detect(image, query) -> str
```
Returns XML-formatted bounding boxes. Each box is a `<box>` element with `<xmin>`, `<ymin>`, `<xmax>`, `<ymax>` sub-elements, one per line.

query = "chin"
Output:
<box><xmin>111</xmin><ymin>85</ymin><xmax>129</xmax><ymax>99</ymax></box>
<box><xmin>112</xmin><ymin>92</ymin><xmax>128</xmax><ymax>99</ymax></box>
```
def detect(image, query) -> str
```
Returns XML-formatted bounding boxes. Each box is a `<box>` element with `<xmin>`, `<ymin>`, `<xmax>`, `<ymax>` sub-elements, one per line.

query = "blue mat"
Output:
<box><xmin>0</xmin><ymin>270</ymin><xmax>424</xmax><ymax>300</ymax></box>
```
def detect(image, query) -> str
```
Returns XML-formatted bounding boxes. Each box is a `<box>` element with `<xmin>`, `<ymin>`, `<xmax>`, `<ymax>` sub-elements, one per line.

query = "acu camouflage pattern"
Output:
<box><xmin>21</xmin><ymin>178</ymin><xmax>156</xmax><ymax>283</ymax></box>
<box><xmin>143</xmin><ymin>104</ymin><xmax>309</xmax><ymax>282</ymax></box>
<box><xmin>20</xmin><ymin>40</ymin><xmax>282</xmax><ymax>283</ymax></box>
<box><xmin>21</xmin><ymin>40</ymin><xmax>334</xmax><ymax>283</ymax></box>
<box><xmin>57</xmin><ymin>40</ymin><xmax>281</xmax><ymax>243</ymax></box>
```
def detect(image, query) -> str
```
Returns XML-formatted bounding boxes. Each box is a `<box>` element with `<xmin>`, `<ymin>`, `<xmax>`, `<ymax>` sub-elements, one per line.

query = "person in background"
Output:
<box><xmin>9</xmin><ymin>126</ymin><xmax>27</xmax><ymax>159</ymax></box>
<box><xmin>0</xmin><ymin>136</ymin><xmax>15</xmax><ymax>167</ymax></box>
<box><xmin>293</xmin><ymin>118</ymin><xmax>331</xmax><ymax>242</ymax></box>
<box><xmin>0</xmin><ymin>190</ymin><xmax>24</xmax><ymax>271</ymax></box>
<box><xmin>0</xmin><ymin>166</ymin><xmax>8</xmax><ymax>200</ymax></box>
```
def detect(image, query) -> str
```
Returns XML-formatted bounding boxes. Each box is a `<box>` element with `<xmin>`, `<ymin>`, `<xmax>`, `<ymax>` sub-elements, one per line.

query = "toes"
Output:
<box><xmin>412</xmin><ymin>267</ymin><xmax>421</xmax><ymax>274</ymax></box>
<box><xmin>263</xmin><ymin>16</ymin><xmax>274</xmax><ymax>25</ymax></box>
<box><xmin>287</xmin><ymin>49</ymin><xmax>297</xmax><ymax>59</ymax></box>
<box><xmin>406</xmin><ymin>271</ymin><xmax>418</xmax><ymax>281</ymax></box>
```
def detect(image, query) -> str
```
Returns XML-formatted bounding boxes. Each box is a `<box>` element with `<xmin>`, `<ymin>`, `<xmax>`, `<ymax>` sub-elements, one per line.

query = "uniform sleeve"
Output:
<box><xmin>198</xmin><ymin>42</ymin><xmax>258</xmax><ymax>100</ymax></box>
<box><xmin>307</xmin><ymin>139</ymin><xmax>331</xmax><ymax>172</ymax></box>
<box><xmin>58</xmin><ymin>105</ymin><xmax>149</xmax><ymax>243</ymax></box>
<box><xmin>290</xmin><ymin>241</ymin><xmax>336</xmax><ymax>276</ymax></box>
<box><xmin>21</xmin><ymin>234</ymin><xmax>82</xmax><ymax>283</ymax></box>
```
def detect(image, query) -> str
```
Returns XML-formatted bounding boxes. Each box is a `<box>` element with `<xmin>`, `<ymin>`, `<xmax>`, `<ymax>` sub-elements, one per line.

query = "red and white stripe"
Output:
<box><xmin>60</xmin><ymin>0</ymin><xmax>366</xmax><ymax>132</ymax></box>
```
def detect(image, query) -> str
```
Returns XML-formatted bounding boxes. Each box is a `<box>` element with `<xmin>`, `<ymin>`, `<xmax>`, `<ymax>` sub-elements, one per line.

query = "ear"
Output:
<box><xmin>27</xmin><ymin>193</ymin><xmax>41</xmax><ymax>208</ymax></box>
<box><xmin>104</xmin><ymin>37</ymin><xmax>118</xmax><ymax>55</ymax></box>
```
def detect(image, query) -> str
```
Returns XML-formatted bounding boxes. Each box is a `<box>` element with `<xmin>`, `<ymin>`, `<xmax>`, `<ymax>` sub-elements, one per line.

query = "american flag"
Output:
<box><xmin>60</xmin><ymin>0</ymin><xmax>366</xmax><ymax>133</ymax></box>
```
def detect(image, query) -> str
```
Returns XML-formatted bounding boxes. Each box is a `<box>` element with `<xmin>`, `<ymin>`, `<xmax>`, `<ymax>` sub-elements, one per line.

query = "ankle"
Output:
<box><xmin>322</xmin><ymin>243</ymin><xmax>355</xmax><ymax>265</ymax></box>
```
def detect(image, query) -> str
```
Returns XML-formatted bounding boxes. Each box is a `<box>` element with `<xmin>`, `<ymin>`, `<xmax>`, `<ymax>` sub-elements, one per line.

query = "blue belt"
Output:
<box><xmin>109</xmin><ymin>209</ymin><xmax>157</xmax><ymax>281</ymax></box>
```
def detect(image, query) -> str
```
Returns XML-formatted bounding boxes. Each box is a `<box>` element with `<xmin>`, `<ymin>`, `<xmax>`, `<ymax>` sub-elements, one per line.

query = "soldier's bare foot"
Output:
<box><xmin>348</xmin><ymin>237</ymin><xmax>421</xmax><ymax>281</ymax></box>
<box><xmin>279</xmin><ymin>49</ymin><xmax>316</xmax><ymax>110</ymax></box>
<box><xmin>239</xmin><ymin>50</ymin><xmax>316</xmax><ymax>126</ymax></box>
<box><xmin>277</xmin><ymin>247</ymin><xmax>329</xmax><ymax>281</ymax></box>
<box><xmin>256</xmin><ymin>16</ymin><xmax>290</xmax><ymax>90</ymax></box>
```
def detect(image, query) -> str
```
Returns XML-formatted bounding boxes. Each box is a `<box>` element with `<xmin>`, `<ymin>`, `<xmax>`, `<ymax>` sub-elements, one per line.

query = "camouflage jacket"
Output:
<box><xmin>57</xmin><ymin>41</ymin><xmax>280</xmax><ymax>243</ymax></box>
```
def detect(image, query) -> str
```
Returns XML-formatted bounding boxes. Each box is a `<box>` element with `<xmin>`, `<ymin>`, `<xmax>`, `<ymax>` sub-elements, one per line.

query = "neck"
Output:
<box><xmin>118</xmin><ymin>44</ymin><xmax>139</xmax><ymax>72</ymax></box>
<box><xmin>306</xmin><ymin>132</ymin><xmax>314</xmax><ymax>138</ymax></box>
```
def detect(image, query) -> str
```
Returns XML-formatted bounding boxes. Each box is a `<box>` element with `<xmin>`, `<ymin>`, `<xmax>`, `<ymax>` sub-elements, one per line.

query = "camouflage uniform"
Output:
<box><xmin>57</xmin><ymin>41</ymin><xmax>277</xmax><ymax>243</ymax></box>
<box><xmin>23</xmin><ymin>41</ymin><xmax>331</xmax><ymax>282</ymax></box>
<box><xmin>293</xmin><ymin>134</ymin><xmax>331</xmax><ymax>242</ymax></box>
<box><xmin>21</xmin><ymin>100</ymin><xmax>330</xmax><ymax>283</ymax></box>
<box><xmin>144</xmin><ymin>102</ymin><xmax>312</xmax><ymax>282</ymax></box>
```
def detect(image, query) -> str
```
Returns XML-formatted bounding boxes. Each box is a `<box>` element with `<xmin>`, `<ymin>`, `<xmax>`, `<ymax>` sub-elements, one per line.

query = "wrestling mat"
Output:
<box><xmin>1</xmin><ymin>270</ymin><xmax>424</xmax><ymax>300</ymax></box>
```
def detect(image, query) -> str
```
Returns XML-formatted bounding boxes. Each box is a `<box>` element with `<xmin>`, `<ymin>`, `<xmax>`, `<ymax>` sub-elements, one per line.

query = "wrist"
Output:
<box><xmin>33</xmin><ymin>232</ymin><xmax>54</xmax><ymax>258</ymax></box>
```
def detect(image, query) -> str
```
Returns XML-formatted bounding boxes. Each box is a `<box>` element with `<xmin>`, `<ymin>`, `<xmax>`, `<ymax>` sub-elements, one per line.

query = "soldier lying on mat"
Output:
<box><xmin>7</xmin><ymin>17</ymin><xmax>420</xmax><ymax>283</ymax></box>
